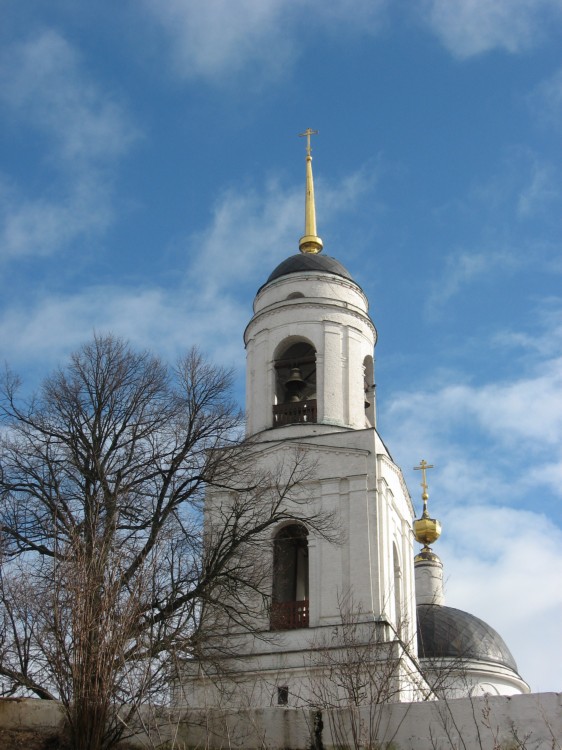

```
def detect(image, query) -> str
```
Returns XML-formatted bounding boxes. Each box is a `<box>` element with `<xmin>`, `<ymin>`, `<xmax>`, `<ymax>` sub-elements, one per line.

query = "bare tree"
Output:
<box><xmin>0</xmin><ymin>334</ymin><xmax>326</xmax><ymax>750</ymax></box>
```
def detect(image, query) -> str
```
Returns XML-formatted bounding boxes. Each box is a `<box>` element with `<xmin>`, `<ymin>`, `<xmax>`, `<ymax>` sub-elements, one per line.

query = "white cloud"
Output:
<box><xmin>0</xmin><ymin>30</ymin><xmax>139</xmax><ymax>260</ymax></box>
<box><xmin>0</xmin><ymin>285</ymin><xmax>247</xmax><ymax>380</ymax></box>
<box><xmin>471</xmin><ymin>361</ymin><xmax>562</xmax><ymax>446</ymax></box>
<box><xmin>141</xmin><ymin>0</ymin><xmax>387</xmax><ymax>82</ymax></box>
<box><xmin>422</xmin><ymin>0</ymin><xmax>562</xmax><ymax>58</ymax></box>
<box><xmin>526</xmin><ymin>460</ymin><xmax>562</xmax><ymax>498</ymax></box>
<box><xmin>384</xmin><ymin>301</ymin><xmax>562</xmax><ymax>517</ymax></box>
<box><xmin>439</xmin><ymin>505</ymin><xmax>562</xmax><ymax>691</ymax></box>
<box><xmin>141</xmin><ymin>0</ymin><xmax>292</xmax><ymax>82</ymax></box>
<box><xmin>404</xmin><ymin>357</ymin><xmax>562</xmax><ymax>452</ymax></box>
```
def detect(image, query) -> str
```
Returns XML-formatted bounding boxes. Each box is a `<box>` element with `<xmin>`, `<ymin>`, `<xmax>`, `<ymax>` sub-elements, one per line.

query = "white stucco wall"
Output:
<box><xmin>184</xmin><ymin>426</ymin><xmax>423</xmax><ymax>710</ymax></box>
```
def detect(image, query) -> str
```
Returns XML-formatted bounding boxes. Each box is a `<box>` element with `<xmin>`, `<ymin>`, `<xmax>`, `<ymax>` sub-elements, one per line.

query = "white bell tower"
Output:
<box><xmin>187</xmin><ymin>131</ymin><xmax>428</xmax><ymax>708</ymax></box>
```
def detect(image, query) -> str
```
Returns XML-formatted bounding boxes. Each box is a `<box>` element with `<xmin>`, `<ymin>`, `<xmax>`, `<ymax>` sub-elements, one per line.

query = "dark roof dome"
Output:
<box><xmin>417</xmin><ymin>604</ymin><xmax>518</xmax><ymax>672</ymax></box>
<box><xmin>265</xmin><ymin>254</ymin><xmax>355</xmax><ymax>285</ymax></box>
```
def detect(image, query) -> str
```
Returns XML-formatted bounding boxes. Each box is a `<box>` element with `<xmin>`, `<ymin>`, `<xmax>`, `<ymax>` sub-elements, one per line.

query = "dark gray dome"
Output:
<box><xmin>265</xmin><ymin>254</ymin><xmax>354</xmax><ymax>284</ymax></box>
<box><xmin>417</xmin><ymin>604</ymin><xmax>518</xmax><ymax>672</ymax></box>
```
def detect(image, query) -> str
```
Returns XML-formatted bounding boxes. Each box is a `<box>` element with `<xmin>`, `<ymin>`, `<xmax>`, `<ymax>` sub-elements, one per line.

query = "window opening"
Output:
<box><xmin>271</xmin><ymin>524</ymin><xmax>309</xmax><ymax>630</ymax></box>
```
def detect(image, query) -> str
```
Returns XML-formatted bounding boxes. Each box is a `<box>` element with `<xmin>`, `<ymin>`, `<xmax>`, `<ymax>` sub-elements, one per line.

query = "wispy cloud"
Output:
<box><xmin>469</xmin><ymin>148</ymin><xmax>561</xmax><ymax>220</ymax></box>
<box><xmin>0</xmin><ymin>176</ymin><xmax>113</xmax><ymax>260</ymax></box>
<box><xmin>516</xmin><ymin>161</ymin><xmax>559</xmax><ymax>218</ymax></box>
<box><xmin>529</xmin><ymin>67</ymin><xmax>562</xmax><ymax>131</ymax></box>
<box><xmin>0</xmin><ymin>30</ymin><xmax>139</xmax><ymax>260</ymax></box>
<box><xmin>426</xmin><ymin>248</ymin><xmax>513</xmax><ymax>313</ymax></box>
<box><xmin>425</xmin><ymin>150</ymin><xmax>561</xmax><ymax>312</ymax></box>
<box><xmin>185</xmin><ymin>180</ymin><xmax>302</xmax><ymax>300</ymax></box>
<box><xmin>0</xmin><ymin>30</ymin><xmax>137</xmax><ymax>168</ymax></box>
<box><xmin>0</xmin><ymin>165</ymin><xmax>375</xmax><ymax>386</ymax></box>
<box><xmin>186</xmin><ymin>163</ymin><xmax>377</xmax><ymax>301</ymax></box>
<box><xmin>385</xmin><ymin>299</ymin><xmax>562</xmax><ymax>505</ymax></box>
<box><xmin>140</xmin><ymin>0</ymin><xmax>387</xmax><ymax>83</ymax></box>
<box><xmin>421</xmin><ymin>0</ymin><xmax>562</xmax><ymax>58</ymax></box>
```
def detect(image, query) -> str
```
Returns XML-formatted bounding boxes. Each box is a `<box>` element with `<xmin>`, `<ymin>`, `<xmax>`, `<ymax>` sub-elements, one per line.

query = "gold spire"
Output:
<box><xmin>413</xmin><ymin>459</ymin><xmax>442</xmax><ymax>550</ymax></box>
<box><xmin>298</xmin><ymin>128</ymin><xmax>323</xmax><ymax>254</ymax></box>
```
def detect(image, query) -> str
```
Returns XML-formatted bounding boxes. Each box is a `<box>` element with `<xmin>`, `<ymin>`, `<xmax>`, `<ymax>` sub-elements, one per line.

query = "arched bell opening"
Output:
<box><xmin>270</xmin><ymin>524</ymin><xmax>309</xmax><ymax>630</ymax></box>
<box><xmin>272</xmin><ymin>341</ymin><xmax>317</xmax><ymax>426</ymax></box>
<box><xmin>363</xmin><ymin>354</ymin><xmax>375</xmax><ymax>427</ymax></box>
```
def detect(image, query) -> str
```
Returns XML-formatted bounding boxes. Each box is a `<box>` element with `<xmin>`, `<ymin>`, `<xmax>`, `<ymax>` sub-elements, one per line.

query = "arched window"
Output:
<box><xmin>272</xmin><ymin>341</ymin><xmax>317</xmax><ymax>426</ymax></box>
<box><xmin>393</xmin><ymin>544</ymin><xmax>402</xmax><ymax>634</ymax></box>
<box><xmin>270</xmin><ymin>524</ymin><xmax>309</xmax><ymax>630</ymax></box>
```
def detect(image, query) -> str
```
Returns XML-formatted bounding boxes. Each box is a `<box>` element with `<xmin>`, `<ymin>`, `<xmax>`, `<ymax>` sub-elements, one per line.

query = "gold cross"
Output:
<box><xmin>413</xmin><ymin>459</ymin><xmax>434</xmax><ymax>498</ymax></box>
<box><xmin>299</xmin><ymin>128</ymin><xmax>318</xmax><ymax>157</ymax></box>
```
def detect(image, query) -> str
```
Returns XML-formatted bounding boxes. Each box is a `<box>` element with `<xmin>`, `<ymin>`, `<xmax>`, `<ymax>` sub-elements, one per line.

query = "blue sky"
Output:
<box><xmin>1</xmin><ymin>0</ymin><xmax>561</xmax><ymax>692</ymax></box>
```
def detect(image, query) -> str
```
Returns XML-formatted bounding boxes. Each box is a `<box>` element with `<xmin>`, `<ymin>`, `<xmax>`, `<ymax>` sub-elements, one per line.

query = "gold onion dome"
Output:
<box><xmin>413</xmin><ymin>460</ymin><xmax>441</xmax><ymax>557</ymax></box>
<box><xmin>298</xmin><ymin>128</ymin><xmax>323</xmax><ymax>254</ymax></box>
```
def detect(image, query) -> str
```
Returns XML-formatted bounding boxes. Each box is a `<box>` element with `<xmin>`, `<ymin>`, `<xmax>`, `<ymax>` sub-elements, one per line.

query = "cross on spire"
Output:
<box><xmin>299</xmin><ymin>128</ymin><xmax>318</xmax><ymax>157</ymax></box>
<box><xmin>414</xmin><ymin>459</ymin><xmax>434</xmax><ymax>502</ymax></box>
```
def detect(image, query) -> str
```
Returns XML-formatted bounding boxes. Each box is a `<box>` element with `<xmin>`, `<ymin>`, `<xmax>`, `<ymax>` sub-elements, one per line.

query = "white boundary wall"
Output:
<box><xmin>0</xmin><ymin>698</ymin><xmax>64</xmax><ymax>731</ymax></box>
<box><xmin>2</xmin><ymin>693</ymin><xmax>560</xmax><ymax>748</ymax></box>
<box><xmin>176</xmin><ymin>692</ymin><xmax>562</xmax><ymax>749</ymax></box>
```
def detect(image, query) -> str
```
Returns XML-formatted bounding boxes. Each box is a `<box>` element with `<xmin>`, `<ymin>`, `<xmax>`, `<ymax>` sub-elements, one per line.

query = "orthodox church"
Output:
<box><xmin>183</xmin><ymin>131</ymin><xmax>528</xmax><ymax>719</ymax></box>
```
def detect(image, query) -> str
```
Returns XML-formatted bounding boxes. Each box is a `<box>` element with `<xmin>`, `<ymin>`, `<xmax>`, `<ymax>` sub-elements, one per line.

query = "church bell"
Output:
<box><xmin>284</xmin><ymin>366</ymin><xmax>306</xmax><ymax>402</ymax></box>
